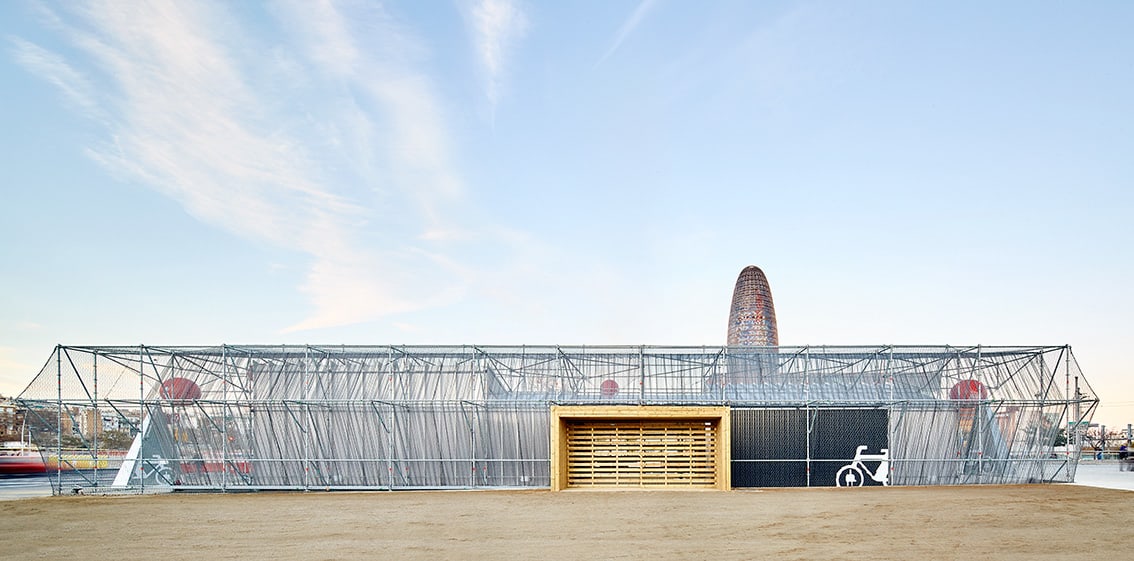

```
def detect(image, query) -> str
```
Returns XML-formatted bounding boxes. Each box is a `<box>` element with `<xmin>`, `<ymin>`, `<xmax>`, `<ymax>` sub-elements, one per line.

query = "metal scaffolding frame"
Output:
<box><xmin>15</xmin><ymin>344</ymin><xmax>1097</xmax><ymax>493</ymax></box>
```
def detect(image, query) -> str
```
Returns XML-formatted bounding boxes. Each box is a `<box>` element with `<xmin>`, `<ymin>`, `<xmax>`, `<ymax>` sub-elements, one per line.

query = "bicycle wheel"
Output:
<box><xmin>835</xmin><ymin>465</ymin><xmax>865</xmax><ymax>487</ymax></box>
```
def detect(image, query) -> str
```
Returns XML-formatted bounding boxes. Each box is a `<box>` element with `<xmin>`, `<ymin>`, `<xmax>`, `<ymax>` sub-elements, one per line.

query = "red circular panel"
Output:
<box><xmin>948</xmin><ymin>379</ymin><xmax>987</xmax><ymax>400</ymax></box>
<box><xmin>159</xmin><ymin>377</ymin><xmax>202</xmax><ymax>402</ymax></box>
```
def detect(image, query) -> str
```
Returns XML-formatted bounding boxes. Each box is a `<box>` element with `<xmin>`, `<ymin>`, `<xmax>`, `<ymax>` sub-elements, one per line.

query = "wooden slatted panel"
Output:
<box><xmin>565</xmin><ymin>420</ymin><xmax>718</xmax><ymax>487</ymax></box>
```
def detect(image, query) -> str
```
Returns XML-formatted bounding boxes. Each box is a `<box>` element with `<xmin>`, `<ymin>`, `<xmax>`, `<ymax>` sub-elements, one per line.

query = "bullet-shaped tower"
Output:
<box><xmin>727</xmin><ymin>265</ymin><xmax>779</xmax><ymax>347</ymax></box>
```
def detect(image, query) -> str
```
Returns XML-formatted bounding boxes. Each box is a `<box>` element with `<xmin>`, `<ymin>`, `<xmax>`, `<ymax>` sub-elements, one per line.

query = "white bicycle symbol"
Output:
<box><xmin>835</xmin><ymin>445</ymin><xmax>890</xmax><ymax>487</ymax></box>
<box><xmin>139</xmin><ymin>455</ymin><xmax>174</xmax><ymax>485</ymax></box>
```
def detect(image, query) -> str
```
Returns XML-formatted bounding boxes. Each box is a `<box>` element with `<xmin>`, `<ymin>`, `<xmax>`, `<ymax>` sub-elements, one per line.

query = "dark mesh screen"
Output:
<box><xmin>732</xmin><ymin>408</ymin><xmax>888</xmax><ymax>487</ymax></box>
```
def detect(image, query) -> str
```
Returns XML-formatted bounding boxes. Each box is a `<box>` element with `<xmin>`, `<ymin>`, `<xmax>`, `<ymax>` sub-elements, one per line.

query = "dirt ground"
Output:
<box><xmin>3</xmin><ymin>485</ymin><xmax>1130</xmax><ymax>560</ymax></box>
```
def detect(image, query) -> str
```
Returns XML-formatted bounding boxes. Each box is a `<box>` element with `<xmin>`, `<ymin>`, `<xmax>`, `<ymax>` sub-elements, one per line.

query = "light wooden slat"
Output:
<box><xmin>565</xmin><ymin>419</ymin><xmax>718</xmax><ymax>488</ymax></box>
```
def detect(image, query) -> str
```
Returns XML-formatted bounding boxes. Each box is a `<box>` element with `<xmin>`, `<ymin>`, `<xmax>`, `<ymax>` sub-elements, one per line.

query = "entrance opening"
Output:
<box><xmin>550</xmin><ymin>406</ymin><xmax>730</xmax><ymax>490</ymax></box>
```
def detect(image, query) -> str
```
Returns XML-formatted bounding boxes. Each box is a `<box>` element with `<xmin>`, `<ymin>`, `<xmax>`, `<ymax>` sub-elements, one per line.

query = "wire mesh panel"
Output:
<box><xmin>731</xmin><ymin>408</ymin><xmax>808</xmax><ymax>487</ymax></box>
<box><xmin>809</xmin><ymin>409</ymin><xmax>889</xmax><ymax>487</ymax></box>
<box><xmin>12</xmin><ymin>344</ymin><xmax>1097</xmax><ymax>493</ymax></box>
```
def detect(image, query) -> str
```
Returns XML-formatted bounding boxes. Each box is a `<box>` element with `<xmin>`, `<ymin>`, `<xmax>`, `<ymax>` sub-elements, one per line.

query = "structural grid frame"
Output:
<box><xmin>14</xmin><ymin>344</ymin><xmax>1097</xmax><ymax>494</ymax></box>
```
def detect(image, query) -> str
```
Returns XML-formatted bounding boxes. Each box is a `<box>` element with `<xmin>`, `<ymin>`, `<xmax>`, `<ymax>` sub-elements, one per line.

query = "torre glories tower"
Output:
<box><xmin>727</xmin><ymin>265</ymin><xmax>779</xmax><ymax>346</ymax></box>
<box><xmin>726</xmin><ymin>265</ymin><xmax>779</xmax><ymax>384</ymax></box>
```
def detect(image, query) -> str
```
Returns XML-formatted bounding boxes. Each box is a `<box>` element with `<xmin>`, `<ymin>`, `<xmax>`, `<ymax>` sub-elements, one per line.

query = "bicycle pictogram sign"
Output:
<box><xmin>835</xmin><ymin>445</ymin><xmax>890</xmax><ymax>486</ymax></box>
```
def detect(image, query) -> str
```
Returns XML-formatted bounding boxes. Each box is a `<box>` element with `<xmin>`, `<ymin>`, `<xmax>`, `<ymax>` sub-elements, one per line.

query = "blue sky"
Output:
<box><xmin>1</xmin><ymin>1</ymin><xmax>1131</xmax><ymax>428</ymax></box>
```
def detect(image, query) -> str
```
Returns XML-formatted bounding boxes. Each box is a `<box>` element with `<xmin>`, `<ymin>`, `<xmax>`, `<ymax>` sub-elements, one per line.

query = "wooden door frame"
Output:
<box><xmin>550</xmin><ymin>405</ymin><xmax>731</xmax><ymax>491</ymax></box>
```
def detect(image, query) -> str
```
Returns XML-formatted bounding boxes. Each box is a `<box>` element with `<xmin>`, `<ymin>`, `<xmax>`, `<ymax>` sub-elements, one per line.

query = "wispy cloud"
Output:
<box><xmin>14</xmin><ymin>0</ymin><xmax>476</xmax><ymax>333</ymax></box>
<box><xmin>596</xmin><ymin>0</ymin><xmax>657</xmax><ymax>66</ymax></box>
<box><xmin>8</xmin><ymin>36</ymin><xmax>104</xmax><ymax>120</ymax></box>
<box><xmin>464</xmin><ymin>0</ymin><xmax>528</xmax><ymax>114</ymax></box>
<box><xmin>271</xmin><ymin>0</ymin><xmax>473</xmax><ymax>331</ymax></box>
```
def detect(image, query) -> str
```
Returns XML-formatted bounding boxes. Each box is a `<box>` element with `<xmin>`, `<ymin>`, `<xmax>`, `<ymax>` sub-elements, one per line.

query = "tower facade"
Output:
<box><xmin>727</xmin><ymin>265</ymin><xmax>779</xmax><ymax>347</ymax></box>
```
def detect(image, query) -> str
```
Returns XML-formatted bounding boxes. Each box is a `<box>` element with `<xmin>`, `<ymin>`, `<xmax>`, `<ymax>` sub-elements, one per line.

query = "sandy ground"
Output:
<box><xmin>3</xmin><ymin>485</ymin><xmax>1131</xmax><ymax>560</ymax></box>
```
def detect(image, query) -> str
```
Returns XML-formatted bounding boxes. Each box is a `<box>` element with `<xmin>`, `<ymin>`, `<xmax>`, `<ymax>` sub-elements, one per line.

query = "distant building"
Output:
<box><xmin>727</xmin><ymin>265</ymin><xmax>778</xmax><ymax>347</ymax></box>
<box><xmin>0</xmin><ymin>398</ymin><xmax>25</xmax><ymax>441</ymax></box>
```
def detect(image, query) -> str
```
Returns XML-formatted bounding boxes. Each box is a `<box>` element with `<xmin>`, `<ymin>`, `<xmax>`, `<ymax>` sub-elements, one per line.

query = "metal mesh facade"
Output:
<box><xmin>15</xmin><ymin>344</ymin><xmax>1097</xmax><ymax>494</ymax></box>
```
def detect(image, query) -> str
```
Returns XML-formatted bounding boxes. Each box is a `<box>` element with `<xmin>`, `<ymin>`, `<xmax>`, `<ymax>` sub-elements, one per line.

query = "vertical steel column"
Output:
<box><xmin>638</xmin><ymin>346</ymin><xmax>645</xmax><ymax>405</ymax></box>
<box><xmin>222</xmin><ymin>345</ymin><xmax>228</xmax><ymax>492</ymax></box>
<box><xmin>303</xmin><ymin>345</ymin><xmax>310</xmax><ymax>490</ymax></box>
<box><xmin>887</xmin><ymin>346</ymin><xmax>894</xmax><ymax>403</ymax></box>
<box><xmin>93</xmin><ymin>352</ymin><xmax>99</xmax><ymax>486</ymax></box>
<box><xmin>386</xmin><ymin>346</ymin><xmax>394</xmax><ymax>488</ymax></box>
<box><xmin>976</xmin><ymin>345</ymin><xmax>983</xmax><ymax>482</ymax></box>
<box><xmin>886</xmin><ymin>346</ymin><xmax>894</xmax><ymax>484</ymax></box>
<box><xmin>248</xmin><ymin>350</ymin><xmax>256</xmax><ymax>489</ymax></box>
<box><xmin>462</xmin><ymin>402</ymin><xmax>476</xmax><ymax>486</ymax></box>
<box><xmin>804</xmin><ymin>346</ymin><xmax>811</xmax><ymax>486</ymax></box>
<box><xmin>1065</xmin><ymin>346</ymin><xmax>1071</xmax><ymax>422</ymax></box>
<box><xmin>138</xmin><ymin>345</ymin><xmax>145</xmax><ymax>493</ymax></box>
<box><xmin>713</xmin><ymin>345</ymin><xmax>721</xmax><ymax>401</ymax></box>
<box><xmin>1073</xmin><ymin>376</ymin><xmax>1081</xmax><ymax>452</ymax></box>
<box><xmin>55</xmin><ymin>346</ymin><xmax>62</xmax><ymax>495</ymax></box>
<box><xmin>805</xmin><ymin>407</ymin><xmax>812</xmax><ymax>487</ymax></box>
